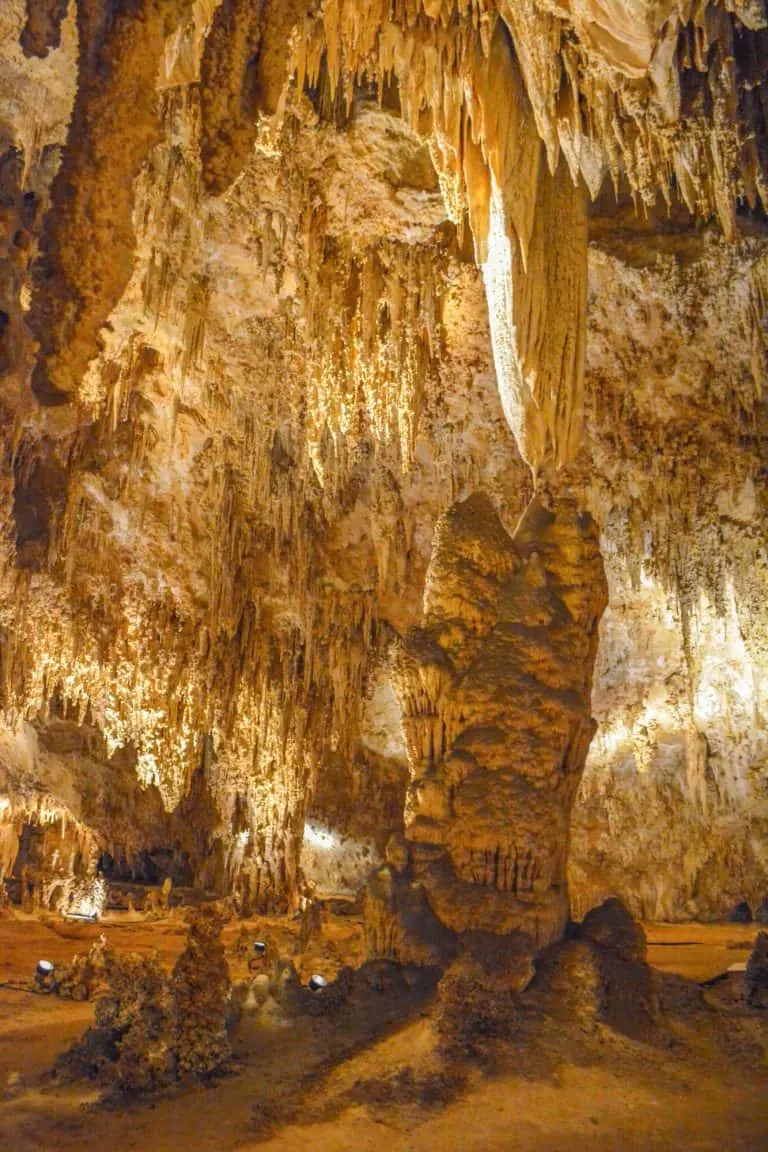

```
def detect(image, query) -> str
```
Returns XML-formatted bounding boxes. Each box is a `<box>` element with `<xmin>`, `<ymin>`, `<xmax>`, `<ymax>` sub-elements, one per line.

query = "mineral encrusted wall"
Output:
<box><xmin>0</xmin><ymin>0</ymin><xmax>766</xmax><ymax>919</ymax></box>
<box><xmin>0</xmin><ymin>0</ymin><xmax>531</xmax><ymax>910</ymax></box>
<box><xmin>571</xmin><ymin>208</ymin><xmax>768</xmax><ymax>921</ymax></box>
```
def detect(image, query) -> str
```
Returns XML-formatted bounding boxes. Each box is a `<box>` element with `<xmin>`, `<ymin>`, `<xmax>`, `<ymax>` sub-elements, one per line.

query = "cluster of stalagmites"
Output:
<box><xmin>59</xmin><ymin>905</ymin><xmax>232</xmax><ymax>1092</ymax></box>
<box><xmin>54</xmin><ymin>897</ymin><xmax>768</xmax><ymax>1113</ymax></box>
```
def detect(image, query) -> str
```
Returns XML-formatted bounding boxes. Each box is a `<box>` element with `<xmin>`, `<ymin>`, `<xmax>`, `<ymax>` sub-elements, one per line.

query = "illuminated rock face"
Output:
<box><xmin>393</xmin><ymin>491</ymin><xmax>607</xmax><ymax>945</ymax></box>
<box><xmin>0</xmin><ymin>0</ymin><xmax>766</xmax><ymax>923</ymax></box>
<box><xmin>568</xmin><ymin>214</ymin><xmax>768</xmax><ymax>922</ymax></box>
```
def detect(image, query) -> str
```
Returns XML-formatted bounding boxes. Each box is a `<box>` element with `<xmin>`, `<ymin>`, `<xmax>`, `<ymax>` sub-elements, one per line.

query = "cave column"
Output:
<box><xmin>378</xmin><ymin>22</ymin><xmax>600</xmax><ymax>950</ymax></box>
<box><xmin>389</xmin><ymin>492</ymin><xmax>607</xmax><ymax>948</ymax></box>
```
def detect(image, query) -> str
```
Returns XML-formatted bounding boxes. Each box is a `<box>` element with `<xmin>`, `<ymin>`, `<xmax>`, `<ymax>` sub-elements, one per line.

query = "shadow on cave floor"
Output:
<box><xmin>242</xmin><ymin>952</ymin><xmax>768</xmax><ymax>1146</ymax></box>
<box><xmin>0</xmin><ymin>913</ymin><xmax>767</xmax><ymax>1152</ymax></box>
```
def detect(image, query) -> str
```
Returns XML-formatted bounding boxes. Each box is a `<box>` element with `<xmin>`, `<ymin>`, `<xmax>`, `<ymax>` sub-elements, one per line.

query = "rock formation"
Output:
<box><xmin>746</xmin><ymin>930</ymin><xmax>768</xmax><ymax>1007</ymax></box>
<box><xmin>172</xmin><ymin>903</ymin><xmax>232</xmax><ymax>1075</ymax></box>
<box><xmin>0</xmin><ymin>0</ymin><xmax>766</xmax><ymax>930</ymax></box>
<box><xmin>391</xmin><ymin>489</ymin><xmax>607</xmax><ymax>945</ymax></box>
<box><xmin>59</xmin><ymin>905</ymin><xmax>232</xmax><ymax>1092</ymax></box>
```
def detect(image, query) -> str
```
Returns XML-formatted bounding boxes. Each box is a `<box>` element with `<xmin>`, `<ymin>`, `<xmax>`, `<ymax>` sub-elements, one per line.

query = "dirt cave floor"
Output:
<box><xmin>1</xmin><ymin>911</ymin><xmax>767</xmax><ymax>1152</ymax></box>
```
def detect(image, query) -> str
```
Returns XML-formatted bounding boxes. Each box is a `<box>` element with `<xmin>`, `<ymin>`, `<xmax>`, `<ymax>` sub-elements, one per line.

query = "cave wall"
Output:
<box><xmin>571</xmin><ymin>210</ymin><xmax>768</xmax><ymax>920</ymax></box>
<box><xmin>0</xmin><ymin>0</ymin><xmax>766</xmax><ymax>919</ymax></box>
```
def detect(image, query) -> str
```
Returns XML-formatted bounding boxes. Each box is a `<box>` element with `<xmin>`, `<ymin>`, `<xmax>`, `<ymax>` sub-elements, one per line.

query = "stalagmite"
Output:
<box><xmin>390</xmin><ymin>489</ymin><xmax>607</xmax><ymax>946</ymax></box>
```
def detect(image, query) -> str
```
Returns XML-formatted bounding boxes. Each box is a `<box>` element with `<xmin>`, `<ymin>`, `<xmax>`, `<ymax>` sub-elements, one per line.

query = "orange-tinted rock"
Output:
<box><xmin>393</xmin><ymin>489</ymin><xmax>607</xmax><ymax>945</ymax></box>
<box><xmin>0</xmin><ymin>0</ymin><xmax>766</xmax><ymax>927</ymax></box>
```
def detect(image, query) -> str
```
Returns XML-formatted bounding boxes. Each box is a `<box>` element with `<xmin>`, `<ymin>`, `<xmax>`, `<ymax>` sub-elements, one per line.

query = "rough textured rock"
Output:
<box><xmin>60</xmin><ymin>947</ymin><xmax>174</xmax><ymax>1091</ymax></box>
<box><xmin>20</xmin><ymin>0</ymin><xmax>69</xmax><ymax>59</ymax></box>
<box><xmin>171</xmin><ymin>904</ymin><xmax>232</xmax><ymax>1076</ymax></box>
<box><xmin>746</xmin><ymin>930</ymin><xmax>768</xmax><ymax>1008</ymax></box>
<box><xmin>53</xmin><ymin>934</ymin><xmax>109</xmax><ymax>1000</ymax></box>
<box><xmin>59</xmin><ymin>905</ymin><xmax>232</xmax><ymax>1092</ymax></box>
<box><xmin>578</xmin><ymin>897</ymin><xmax>647</xmax><ymax>963</ymax></box>
<box><xmin>0</xmin><ymin>0</ymin><xmax>766</xmax><ymax>927</ymax></box>
<box><xmin>391</xmin><ymin>489</ymin><xmax>607</xmax><ymax>944</ymax></box>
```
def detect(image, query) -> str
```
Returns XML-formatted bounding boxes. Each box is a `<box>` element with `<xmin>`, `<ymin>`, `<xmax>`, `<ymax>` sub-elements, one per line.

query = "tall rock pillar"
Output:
<box><xmin>391</xmin><ymin>489</ymin><xmax>607</xmax><ymax>947</ymax></box>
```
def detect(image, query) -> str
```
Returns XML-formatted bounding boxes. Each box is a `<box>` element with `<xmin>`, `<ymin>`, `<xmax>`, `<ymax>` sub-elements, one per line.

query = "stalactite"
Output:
<box><xmin>289</xmin><ymin>0</ymin><xmax>768</xmax><ymax>470</ymax></box>
<box><xmin>0</xmin><ymin>45</ymin><xmax>471</xmax><ymax>907</ymax></box>
<box><xmin>2</xmin><ymin>0</ymin><xmax>766</xmax><ymax>922</ymax></box>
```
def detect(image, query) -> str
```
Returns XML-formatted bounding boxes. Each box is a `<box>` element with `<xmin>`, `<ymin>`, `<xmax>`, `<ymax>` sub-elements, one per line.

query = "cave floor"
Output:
<box><xmin>0</xmin><ymin>913</ymin><xmax>766</xmax><ymax>1151</ymax></box>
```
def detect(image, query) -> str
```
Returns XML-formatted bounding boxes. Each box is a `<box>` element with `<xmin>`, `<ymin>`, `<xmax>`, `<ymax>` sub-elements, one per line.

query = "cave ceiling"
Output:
<box><xmin>0</xmin><ymin>0</ymin><xmax>766</xmax><ymax>919</ymax></box>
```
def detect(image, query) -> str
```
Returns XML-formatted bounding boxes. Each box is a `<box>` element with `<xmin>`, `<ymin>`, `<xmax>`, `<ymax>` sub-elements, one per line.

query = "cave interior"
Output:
<box><xmin>0</xmin><ymin>0</ymin><xmax>767</xmax><ymax>1148</ymax></box>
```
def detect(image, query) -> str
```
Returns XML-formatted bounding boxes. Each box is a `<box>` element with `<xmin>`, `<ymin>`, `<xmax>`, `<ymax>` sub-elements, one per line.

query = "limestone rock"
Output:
<box><xmin>0</xmin><ymin>0</ymin><xmax>766</xmax><ymax>929</ymax></box>
<box><xmin>59</xmin><ymin>905</ymin><xmax>232</xmax><ymax>1093</ymax></box>
<box><xmin>53</xmin><ymin>934</ymin><xmax>108</xmax><ymax>1000</ymax></box>
<box><xmin>535</xmin><ymin>901</ymin><xmax>658</xmax><ymax>1039</ymax></box>
<box><xmin>171</xmin><ymin>904</ymin><xmax>232</xmax><ymax>1077</ymax></box>
<box><xmin>392</xmin><ymin>489</ymin><xmax>607</xmax><ymax>945</ymax></box>
<box><xmin>578</xmin><ymin>897</ymin><xmax>647</xmax><ymax>963</ymax></box>
<box><xmin>364</xmin><ymin>852</ymin><xmax>455</xmax><ymax>967</ymax></box>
